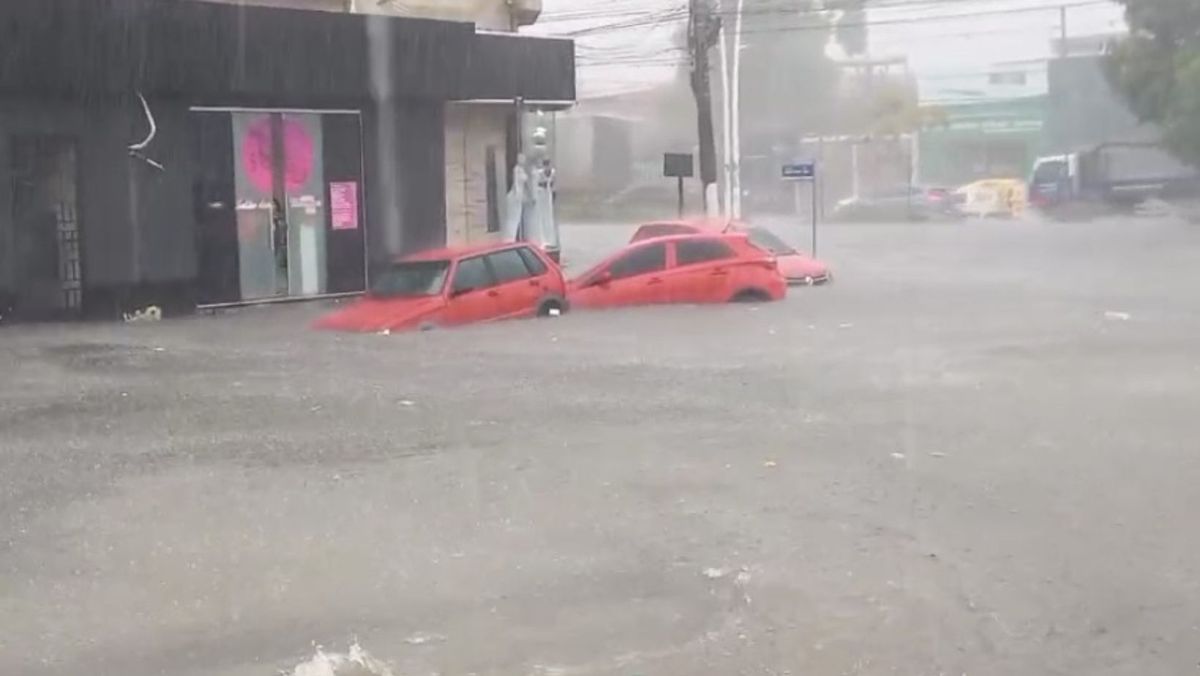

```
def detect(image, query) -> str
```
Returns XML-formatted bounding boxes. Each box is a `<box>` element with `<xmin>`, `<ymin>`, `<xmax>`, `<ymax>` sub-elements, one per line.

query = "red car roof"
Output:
<box><xmin>575</xmin><ymin>231</ymin><xmax>752</xmax><ymax>281</ymax></box>
<box><xmin>395</xmin><ymin>241</ymin><xmax>532</xmax><ymax>263</ymax></box>
<box><xmin>637</xmin><ymin>217</ymin><xmax>750</xmax><ymax>232</ymax></box>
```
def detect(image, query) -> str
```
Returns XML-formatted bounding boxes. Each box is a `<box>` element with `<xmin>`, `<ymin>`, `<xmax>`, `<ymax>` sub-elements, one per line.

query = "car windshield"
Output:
<box><xmin>746</xmin><ymin>227</ymin><xmax>797</xmax><ymax>254</ymax></box>
<box><xmin>1032</xmin><ymin>160</ymin><xmax>1068</xmax><ymax>183</ymax></box>
<box><xmin>369</xmin><ymin>261</ymin><xmax>450</xmax><ymax>297</ymax></box>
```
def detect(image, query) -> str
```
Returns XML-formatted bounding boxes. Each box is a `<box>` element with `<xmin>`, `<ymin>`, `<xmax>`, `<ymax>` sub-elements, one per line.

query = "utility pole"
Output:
<box><xmin>688</xmin><ymin>0</ymin><xmax>721</xmax><ymax>217</ymax></box>
<box><xmin>1059</xmin><ymin>5</ymin><xmax>1068</xmax><ymax>57</ymax></box>
<box><xmin>719</xmin><ymin>22</ymin><xmax>733</xmax><ymax>217</ymax></box>
<box><xmin>730</xmin><ymin>0</ymin><xmax>744</xmax><ymax>219</ymax></box>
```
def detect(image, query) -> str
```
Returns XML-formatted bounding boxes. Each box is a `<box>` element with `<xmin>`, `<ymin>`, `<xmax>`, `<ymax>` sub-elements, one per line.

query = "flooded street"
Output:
<box><xmin>4</xmin><ymin>217</ymin><xmax>1200</xmax><ymax>675</ymax></box>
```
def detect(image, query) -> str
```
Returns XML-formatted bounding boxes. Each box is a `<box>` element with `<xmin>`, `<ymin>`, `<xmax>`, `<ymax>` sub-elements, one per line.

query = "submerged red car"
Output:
<box><xmin>631</xmin><ymin>219</ymin><xmax>831</xmax><ymax>285</ymax></box>
<box><xmin>569</xmin><ymin>232</ymin><xmax>786</xmax><ymax>310</ymax></box>
<box><xmin>315</xmin><ymin>242</ymin><xmax>567</xmax><ymax>333</ymax></box>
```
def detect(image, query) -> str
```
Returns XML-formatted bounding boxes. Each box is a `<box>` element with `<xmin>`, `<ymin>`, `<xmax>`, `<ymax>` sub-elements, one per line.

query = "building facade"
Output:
<box><xmin>915</xmin><ymin>62</ymin><xmax>1048</xmax><ymax>186</ymax></box>
<box><xmin>0</xmin><ymin>0</ymin><xmax>573</xmax><ymax>319</ymax></box>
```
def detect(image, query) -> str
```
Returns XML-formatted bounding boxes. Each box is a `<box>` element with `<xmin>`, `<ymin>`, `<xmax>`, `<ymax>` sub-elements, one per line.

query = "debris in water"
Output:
<box><xmin>398</xmin><ymin>400</ymin><xmax>415</xmax><ymax>407</ymax></box>
<box><xmin>123</xmin><ymin>305</ymin><xmax>162</xmax><ymax>322</ymax></box>
<box><xmin>548</xmin><ymin>307</ymin><xmax>562</xmax><ymax>317</ymax></box>
<box><xmin>1104</xmin><ymin>311</ymin><xmax>1131</xmax><ymax>321</ymax></box>
<box><xmin>376</xmin><ymin>329</ymin><xmax>391</xmax><ymax>336</ymax></box>
<box><xmin>734</xmin><ymin>567</ymin><xmax>752</xmax><ymax>585</ymax></box>
<box><xmin>890</xmin><ymin>452</ymin><xmax>906</xmax><ymax>460</ymax></box>
<box><xmin>702</xmin><ymin>567</ymin><xmax>730</xmax><ymax>579</ymax></box>
<box><xmin>403</xmin><ymin>631</ymin><xmax>447</xmax><ymax>646</ymax></box>
<box><xmin>285</xmin><ymin>642</ymin><xmax>395</xmax><ymax>676</ymax></box>
<box><xmin>929</xmin><ymin>452</ymin><xmax>947</xmax><ymax>458</ymax></box>
<box><xmin>763</xmin><ymin>460</ymin><xmax>777</xmax><ymax>468</ymax></box>
<box><xmin>838</xmin><ymin>322</ymin><xmax>854</xmax><ymax>329</ymax></box>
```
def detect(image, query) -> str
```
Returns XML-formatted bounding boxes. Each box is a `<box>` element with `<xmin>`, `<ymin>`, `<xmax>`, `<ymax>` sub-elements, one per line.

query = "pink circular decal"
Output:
<box><xmin>242</xmin><ymin>116</ymin><xmax>315</xmax><ymax>194</ymax></box>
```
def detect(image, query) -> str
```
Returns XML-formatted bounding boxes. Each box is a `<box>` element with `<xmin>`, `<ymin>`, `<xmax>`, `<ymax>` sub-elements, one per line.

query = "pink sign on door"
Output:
<box><xmin>330</xmin><ymin>181</ymin><xmax>359</xmax><ymax>231</ymax></box>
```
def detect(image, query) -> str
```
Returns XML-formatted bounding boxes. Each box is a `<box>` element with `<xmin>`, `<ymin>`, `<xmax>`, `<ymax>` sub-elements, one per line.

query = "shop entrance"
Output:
<box><xmin>191</xmin><ymin>109</ymin><xmax>366</xmax><ymax>306</ymax></box>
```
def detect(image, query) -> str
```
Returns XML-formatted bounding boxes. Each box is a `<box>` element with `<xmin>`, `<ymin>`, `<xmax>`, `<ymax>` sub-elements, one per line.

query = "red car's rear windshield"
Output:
<box><xmin>746</xmin><ymin>227</ymin><xmax>796</xmax><ymax>255</ymax></box>
<box><xmin>369</xmin><ymin>261</ymin><xmax>450</xmax><ymax>297</ymax></box>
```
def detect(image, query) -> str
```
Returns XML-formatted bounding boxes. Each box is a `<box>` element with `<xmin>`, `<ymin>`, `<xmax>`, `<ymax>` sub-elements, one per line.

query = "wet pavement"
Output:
<box><xmin>3</xmin><ymin>216</ymin><xmax>1200</xmax><ymax>675</ymax></box>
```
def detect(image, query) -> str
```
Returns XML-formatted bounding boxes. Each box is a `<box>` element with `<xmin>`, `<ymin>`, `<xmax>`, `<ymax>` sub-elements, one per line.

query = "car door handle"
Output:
<box><xmin>710</xmin><ymin>268</ymin><xmax>729</xmax><ymax>276</ymax></box>
<box><xmin>528</xmin><ymin>279</ymin><xmax>541</xmax><ymax>287</ymax></box>
<box><xmin>487</xmin><ymin>290</ymin><xmax>500</xmax><ymax>297</ymax></box>
<box><xmin>647</xmin><ymin>277</ymin><xmax>663</xmax><ymax>285</ymax></box>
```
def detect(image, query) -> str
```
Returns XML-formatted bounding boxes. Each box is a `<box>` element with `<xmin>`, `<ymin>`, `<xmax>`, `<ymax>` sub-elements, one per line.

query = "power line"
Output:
<box><xmin>546</xmin><ymin>0</ymin><xmax>1114</xmax><ymax>38</ymax></box>
<box><xmin>573</xmin><ymin>0</ymin><xmax>1110</xmax><ymax>40</ymax></box>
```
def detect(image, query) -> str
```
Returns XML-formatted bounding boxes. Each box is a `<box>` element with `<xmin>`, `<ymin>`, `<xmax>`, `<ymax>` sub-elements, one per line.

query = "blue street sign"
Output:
<box><xmin>782</xmin><ymin>162</ymin><xmax>816</xmax><ymax>180</ymax></box>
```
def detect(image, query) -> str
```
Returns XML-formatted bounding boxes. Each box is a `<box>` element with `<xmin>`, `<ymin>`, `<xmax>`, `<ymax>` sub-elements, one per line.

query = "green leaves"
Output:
<box><xmin>1110</xmin><ymin>0</ymin><xmax>1200</xmax><ymax>166</ymax></box>
<box><xmin>1162</xmin><ymin>49</ymin><xmax>1200</xmax><ymax>166</ymax></box>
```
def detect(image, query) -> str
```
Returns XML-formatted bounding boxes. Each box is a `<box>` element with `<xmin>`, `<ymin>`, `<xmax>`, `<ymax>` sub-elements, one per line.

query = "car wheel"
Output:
<box><xmin>731</xmin><ymin>288</ymin><xmax>772</xmax><ymax>303</ymax></box>
<box><xmin>537</xmin><ymin>298</ymin><xmax>567</xmax><ymax>317</ymax></box>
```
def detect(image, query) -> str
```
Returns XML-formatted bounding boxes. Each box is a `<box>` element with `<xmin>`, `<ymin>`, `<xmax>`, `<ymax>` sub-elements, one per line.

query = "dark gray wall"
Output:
<box><xmin>0</xmin><ymin>98</ymin><xmax>135</xmax><ymax>290</ymax></box>
<box><xmin>362</xmin><ymin>100</ymin><xmax>446</xmax><ymax>273</ymax></box>
<box><xmin>130</xmin><ymin>98</ymin><xmax>197</xmax><ymax>283</ymax></box>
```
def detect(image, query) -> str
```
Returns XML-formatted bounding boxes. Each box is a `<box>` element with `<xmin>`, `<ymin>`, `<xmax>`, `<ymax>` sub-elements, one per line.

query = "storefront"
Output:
<box><xmin>0</xmin><ymin>0</ymin><xmax>574</xmax><ymax>319</ymax></box>
<box><xmin>916</xmin><ymin>96</ymin><xmax>1046</xmax><ymax>187</ymax></box>
<box><xmin>191</xmin><ymin>109</ymin><xmax>368</xmax><ymax>306</ymax></box>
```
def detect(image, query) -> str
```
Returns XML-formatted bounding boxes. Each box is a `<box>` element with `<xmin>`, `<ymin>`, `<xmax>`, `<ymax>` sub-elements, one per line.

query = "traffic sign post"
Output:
<box><xmin>664</xmin><ymin>153</ymin><xmax>695</xmax><ymax>218</ymax></box>
<box><xmin>782</xmin><ymin>161</ymin><xmax>818</xmax><ymax>256</ymax></box>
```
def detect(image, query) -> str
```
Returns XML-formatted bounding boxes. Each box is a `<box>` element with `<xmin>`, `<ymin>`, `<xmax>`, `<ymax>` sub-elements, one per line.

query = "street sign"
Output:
<box><xmin>782</xmin><ymin>162</ymin><xmax>816</xmax><ymax>181</ymax></box>
<box><xmin>663</xmin><ymin>153</ymin><xmax>694</xmax><ymax>178</ymax></box>
<box><xmin>664</xmin><ymin>153</ymin><xmax>694</xmax><ymax>216</ymax></box>
<box><xmin>782</xmin><ymin>161</ymin><xmax>819</xmax><ymax>256</ymax></box>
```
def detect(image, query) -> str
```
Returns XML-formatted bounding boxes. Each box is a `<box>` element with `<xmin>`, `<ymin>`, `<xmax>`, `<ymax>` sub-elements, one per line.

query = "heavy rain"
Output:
<box><xmin>2</xmin><ymin>1</ymin><xmax>1200</xmax><ymax>675</ymax></box>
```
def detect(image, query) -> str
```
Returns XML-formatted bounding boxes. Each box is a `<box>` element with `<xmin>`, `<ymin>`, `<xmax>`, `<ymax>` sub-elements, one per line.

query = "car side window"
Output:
<box><xmin>609</xmin><ymin>243</ymin><xmax>666</xmax><ymax>280</ymax></box>
<box><xmin>451</xmin><ymin>255</ymin><xmax>494</xmax><ymax>294</ymax></box>
<box><xmin>515</xmin><ymin>246</ymin><xmax>548</xmax><ymax>276</ymax></box>
<box><xmin>486</xmin><ymin>248</ymin><xmax>533</xmax><ymax>284</ymax></box>
<box><xmin>675</xmin><ymin>238</ymin><xmax>735</xmax><ymax>266</ymax></box>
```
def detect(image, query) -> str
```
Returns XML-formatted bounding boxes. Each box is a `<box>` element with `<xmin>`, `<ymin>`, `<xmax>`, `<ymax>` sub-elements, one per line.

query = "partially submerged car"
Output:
<box><xmin>314</xmin><ymin>242</ymin><xmax>566</xmax><ymax>333</ymax></box>
<box><xmin>956</xmin><ymin>178</ymin><xmax>1026</xmax><ymax>218</ymax></box>
<box><xmin>830</xmin><ymin>185</ymin><xmax>963</xmax><ymax>222</ymax></box>
<box><xmin>569</xmin><ymin>232</ymin><xmax>786</xmax><ymax>310</ymax></box>
<box><xmin>630</xmin><ymin>219</ymin><xmax>830</xmax><ymax>285</ymax></box>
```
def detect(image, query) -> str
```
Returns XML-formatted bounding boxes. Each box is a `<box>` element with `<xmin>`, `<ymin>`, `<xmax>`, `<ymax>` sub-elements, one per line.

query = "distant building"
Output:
<box><xmin>1044</xmin><ymin>54</ymin><xmax>1156</xmax><ymax>153</ymax></box>
<box><xmin>915</xmin><ymin>61</ymin><xmax>1048</xmax><ymax>185</ymax></box>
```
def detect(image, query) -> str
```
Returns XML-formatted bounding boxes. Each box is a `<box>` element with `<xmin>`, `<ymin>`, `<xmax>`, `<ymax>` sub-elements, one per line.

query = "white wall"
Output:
<box><xmin>355</xmin><ymin>0</ymin><xmax>539</xmax><ymax>31</ymax></box>
<box><xmin>444</xmin><ymin>104</ymin><xmax>509</xmax><ymax>246</ymax></box>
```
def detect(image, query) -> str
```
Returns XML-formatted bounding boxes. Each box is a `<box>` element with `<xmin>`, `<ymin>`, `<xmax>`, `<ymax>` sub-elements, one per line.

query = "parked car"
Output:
<box><xmin>830</xmin><ymin>185</ymin><xmax>963</xmax><ymax>222</ymax></box>
<box><xmin>314</xmin><ymin>242</ymin><xmax>567</xmax><ymax>333</ymax></box>
<box><xmin>630</xmin><ymin>219</ymin><xmax>830</xmax><ymax>285</ymax></box>
<box><xmin>569</xmin><ymin>232</ymin><xmax>786</xmax><ymax>310</ymax></box>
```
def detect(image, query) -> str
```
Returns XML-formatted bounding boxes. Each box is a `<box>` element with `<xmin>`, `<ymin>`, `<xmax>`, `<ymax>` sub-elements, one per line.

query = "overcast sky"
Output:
<box><xmin>529</xmin><ymin>0</ymin><xmax>1128</xmax><ymax>99</ymax></box>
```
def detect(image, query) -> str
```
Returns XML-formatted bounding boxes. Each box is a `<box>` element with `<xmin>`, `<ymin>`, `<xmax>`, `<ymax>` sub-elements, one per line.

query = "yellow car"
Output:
<box><xmin>955</xmin><ymin>178</ymin><xmax>1027</xmax><ymax>218</ymax></box>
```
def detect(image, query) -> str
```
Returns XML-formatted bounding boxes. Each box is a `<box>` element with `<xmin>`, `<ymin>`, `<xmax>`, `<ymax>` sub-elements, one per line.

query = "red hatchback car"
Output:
<box><xmin>569</xmin><ymin>233</ymin><xmax>786</xmax><ymax>310</ymax></box>
<box><xmin>314</xmin><ymin>242</ymin><xmax>567</xmax><ymax>333</ymax></box>
<box><xmin>631</xmin><ymin>219</ymin><xmax>831</xmax><ymax>285</ymax></box>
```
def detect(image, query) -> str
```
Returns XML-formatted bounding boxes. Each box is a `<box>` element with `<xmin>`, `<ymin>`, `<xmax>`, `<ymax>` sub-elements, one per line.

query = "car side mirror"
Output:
<box><xmin>590</xmin><ymin>271</ymin><xmax>613</xmax><ymax>288</ymax></box>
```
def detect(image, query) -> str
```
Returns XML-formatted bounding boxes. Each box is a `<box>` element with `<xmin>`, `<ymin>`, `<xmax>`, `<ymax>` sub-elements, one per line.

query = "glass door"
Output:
<box><xmin>193</xmin><ymin>109</ymin><xmax>364</xmax><ymax>306</ymax></box>
<box><xmin>230</xmin><ymin>112</ymin><xmax>327</xmax><ymax>300</ymax></box>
